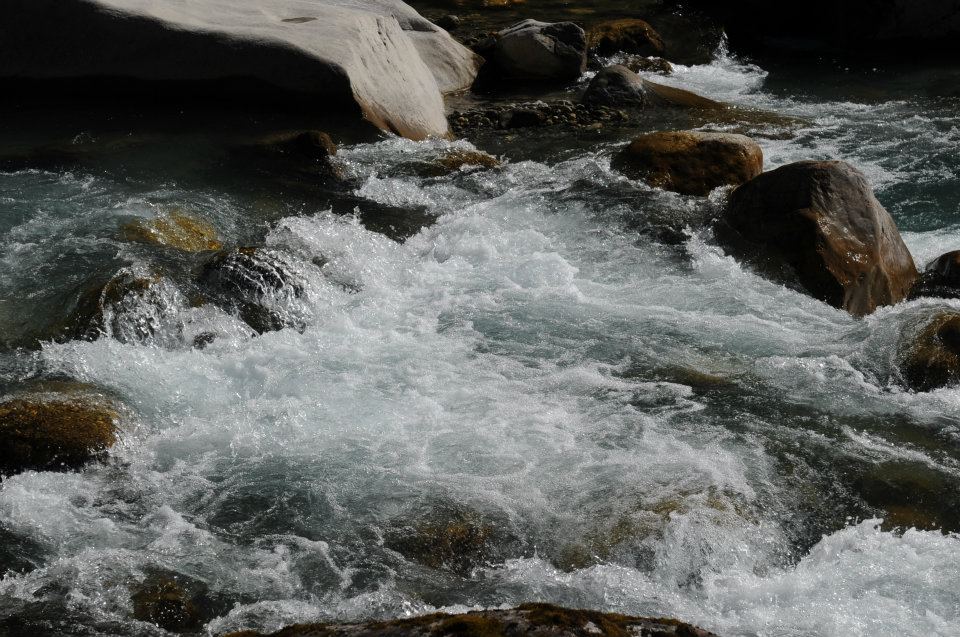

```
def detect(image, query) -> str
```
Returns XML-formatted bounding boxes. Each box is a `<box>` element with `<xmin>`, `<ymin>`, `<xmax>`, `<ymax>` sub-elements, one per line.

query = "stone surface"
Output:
<box><xmin>0</xmin><ymin>0</ymin><xmax>482</xmax><ymax>139</ymax></box>
<box><xmin>234</xmin><ymin>130</ymin><xmax>346</xmax><ymax>181</ymax></box>
<box><xmin>121</xmin><ymin>211</ymin><xmax>223</xmax><ymax>253</ymax></box>
<box><xmin>583</xmin><ymin>67</ymin><xmax>723</xmax><ymax>110</ymax></box>
<box><xmin>899</xmin><ymin>311</ymin><xmax>960</xmax><ymax>392</ymax></box>
<box><xmin>131</xmin><ymin>575</ymin><xmax>202</xmax><ymax>633</ymax></box>
<box><xmin>222</xmin><ymin>603</ymin><xmax>719</xmax><ymax>637</ymax></box>
<box><xmin>0</xmin><ymin>386</ymin><xmax>120</xmax><ymax>476</ymax></box>
<box><xmin>475</xmin><ymin>19</ymin><xmax>587</xmax><ymax>83</ymax></box>
<box><xmin>612</xmin><ymin>131</ymin><xmax>763</xmax><ymax>196</ymax></box>
<box><xmin>417</xmin><ymin>149</ymin><xmax>501</xmax><ymax>176</ymax></box>
<box><xmin>717</xmin><ymin>160</ymin><xmax>918</xmax><ymax>316</ymax></box>
<box><xmin>909</xmin><ymin>250</ymin><xmax>960</xmax><ymax>300</ymax></box>
<box><xmin>587</xmin><ymin>19</ymin><xmax>665</xmax><ymax>57</ymax></box>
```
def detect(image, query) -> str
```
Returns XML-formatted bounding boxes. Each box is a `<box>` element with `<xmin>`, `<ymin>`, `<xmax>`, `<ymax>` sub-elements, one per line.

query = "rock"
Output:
<box><xmin>222</xmin><ymin>603</ymin><xmax>719</xmax><ymax>637</ymax></box>
<box><xmin>587</xmin><ymin>19</ymin><xmax>665</xmax><ymax>57</ymax></box>
<box><xmin>855</xmin><ymin>460</ymin><xmax>960</xmax><ymax>531</ymax></box>
<box><xmin>199</xmin><ymin>247</ymin><xmax>309</xmax><ymax>335</ymax></box>
<box><xmin>475</xmin><ymin>19</ymin><xmax>587</xmax><ymax>84</ymax></box>
<box><xmin>131</xmin><ymin>575</ymin><xmax>202</xmax><ymax>633</ymax></box>
<box><xmin>717</xmin><ymin>161</ymin><xmax>918</xmax><ymax>316</ymax></box>
<box><xmin>121</xmin><ymin>210</ymin><xmax>223</xmax><ymax>253</ymax></box>
<box><xmin>434</xmin><ymin>15</ymin><xmax>461</xmax><ymax>32</ymax></box>
<box><xmin>622</xmin><ymin>56</ymin><xmax>673</xmax><ymax>75</ymax></box>
<box><xmin>909</xmin><ymin>251</ymin><xmax>960</xmax><ymax>300</ymax></box>
<box><xmin>385</xmin><ymin>504</ymin><xmax>502</xmax><ymax>574</ymax></box>
<box><xmin>0</xmin><ymin>0</ymin><xmax>482</xmax><ymax>140</ymax></box>
<box><xmin>612</xmin><ymin>131</ymin><xmax>763</xmax><ymax>196</ymax></box>
<box><xmin>417</xmin><ymin>149</ymin><xmax>501</xmax><ymax>177</ymax></box>
<box><xmin>449</xmin><ymin>100</ymin><xmax>632</xmax><ymax>134</ymax></box>
<box><xmin>0</xmin><ymin>386</ymin><xmax>120</xmax><ymax>476</ymax></box>
<box><xmin>583</xmin><ymin>67</ymin><xmax>723</xmax><ymax>110</ymax></box>
<box><xmin>898</xmin><ymin>311</ymin><xmax>960</xmax><ymax>391</ymax></box>
<box><xmin>67</xmin><ymin>269</ymin><xmax>174</xmax><ymax>342</ymax></box>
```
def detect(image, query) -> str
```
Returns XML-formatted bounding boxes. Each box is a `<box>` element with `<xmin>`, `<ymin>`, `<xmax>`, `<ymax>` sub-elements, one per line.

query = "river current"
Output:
<box><xmin>1</xmin><ymin>48</ymin><xmax>959</xmax><ymax>636</ymax></box>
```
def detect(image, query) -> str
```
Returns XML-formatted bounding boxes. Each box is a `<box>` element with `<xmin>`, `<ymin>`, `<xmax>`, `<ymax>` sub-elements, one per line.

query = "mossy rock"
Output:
<box><xmin>0</xmin><ymin>387</ymin><xmax>120</xmax><ymax>476</ymax></box>
<box><xmin>121</xmin><ymin>210</ymin><xmax>223</xmax><ymax>253</ymax></box>
<box><xmin>587</xmin><ymin>19</ymin><xmax>665</xmax><ymax>58</ymax></box>
<box><xmin>898</xmin><ymin>311</ymin><xmax>960</xmax><ymax>391</ymax></box>
<box><xmin>222</xmin><ymin>603</ymin><xmax>718</xmax><ymax>637</ymax></box>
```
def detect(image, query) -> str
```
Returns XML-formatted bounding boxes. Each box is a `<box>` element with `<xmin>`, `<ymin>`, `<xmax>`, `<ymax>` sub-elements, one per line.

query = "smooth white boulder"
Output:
<box><xmin>0</xmin><ymin>0</ymin><xmax>481</xmax><ymax>139</ymax></box>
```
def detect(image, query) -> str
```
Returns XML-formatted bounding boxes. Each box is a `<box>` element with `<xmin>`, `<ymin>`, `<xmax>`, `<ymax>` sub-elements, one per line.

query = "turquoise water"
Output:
<box><xmin>0</xmin><ymin>49</ymin><xmax>959</xmax><ymax>636</ymax></box>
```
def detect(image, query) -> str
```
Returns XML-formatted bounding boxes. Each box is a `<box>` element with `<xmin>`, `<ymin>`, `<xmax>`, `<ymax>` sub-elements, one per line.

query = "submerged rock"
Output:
<box><xmin>67</xmin><ymin>269</ymin><xmax>177</xmax><ymax>343</ymax></box>
<box><xmin>717</xmin><ymin>160</ymin><xmax>918</xmax><ymax>316</ymax></box>
<box><xmin>908</xmin><ymin>250</ymin><xmax>960</xmax><ymax>300</ymax></box>
<box><xmin>121</xmin><ymin>210</ymin><xmax>223</xmax><ymax>253</ymax></box>
<box><xmin>0</xmin><ymin>386</ymin><xmax>120</xmax><ymax>476</ymax></box>
<box><xmin>131</xmin><ymin>575</ymin><xmax>202</xmax><ymax>633</ymax></box>
<box><xmin>621</xmin><ymin>55</ymin><xmax>673</xmax><ymax>75</ymax></box>
<box><xmin>417</xmin><ymin>149</ymin><xmax>501</xmax><ymax>177</ymax></box>
<box><xmin>0</xmin><ymin>0</ymin><xmax>481</xmax><ymax>139</ymax></box>
<box><xmin>587</xmin><ymin>19</ymin><xmax>665</xmax><ymax>57</ymax></box>
<box><xmin>222</xmin><ymin>603</ymin><xmax>719</xmax><ymax>637</ymax></box>
<box><xmin>612</xmin><ymin>131</ymin><xmax>763</xmax><ymax>196</ymax></box>
<box><xmin>199</xmin><ymin>247</ymin><xmax>308</xmax><ymax>335</ymax></box>
<box><xmin>898</xmin><ymin>311</ymin><xmax>960</xmax><ymax>392</ymax></box>
<box><xmin>475</xmin><ymin>20</ymin><xmax>587</xmax><ymax>84</ymax></box>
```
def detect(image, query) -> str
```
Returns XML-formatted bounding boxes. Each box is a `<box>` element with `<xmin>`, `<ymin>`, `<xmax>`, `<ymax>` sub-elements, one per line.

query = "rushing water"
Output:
<box><xmin>1</xmin><ymin>48</ymin><xmax>960</xmax><ymax>637</ymax></box>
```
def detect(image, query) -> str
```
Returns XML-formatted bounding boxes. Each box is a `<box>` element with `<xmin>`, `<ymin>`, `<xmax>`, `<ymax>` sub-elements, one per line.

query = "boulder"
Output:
<box><xmin>221</xmin><ymin>604</ymin><xmax>719</xmax><ymax>637</ymax></box>
<box><xmin>717</xmin><ymin>161</ymin><xmax>918</xmax><ymax>316</ymax></box>
<box><xmin>199</xmin><ymin>247</ymin><xmax>309</xmax><ymax>335</ymax></box>
<box><xmin>612</xmin><ymin>131</ymin><xmax>763</xmax><ymax>196</ymax></box>
<box><xmin>0</xmin><ymin>0</ymin><xmax>483</xmax><ymax>140</ymax></box>
<box><xmin>121</xmin><ymin>211</ymin><xmax>223</xmax><ymax>253</ymax></box>
<box><xmin>909</xmin><ymin>250</ymin><xmax>960</xmax><ymax>300</ymax></box>
<box><xmin>475</xmin><ymin>19</ymin><xmax>587</xmax><ymax>84</ymax></box>
<box><xmin>417</xmin><ymin>149</ymin><xmax>501</xmax><ymax>177</ymax></box>
<box><xmin>68</xmin><ymin>269</ymin><xmax>173</xmax><ymax>343</ymax></box>
<box><xmin>587</xmin><ymin>19</ymin><xmax>665</xmax><ymax>57</ymax></box>
<box><xmin>622</xmin><ymin>56</ymin><xmax>673</xmax><ymax>75</ymax></box>
<box><xmin>583</xmin><ymin>67</ymin><xmax>722</xmax><ymax>109</ymax></box>
<box><xmin>898</xmin><ymin>311</ymin><xmax>960</xmax><ymax>392</ymax></box>
<box><xmin>0</xmin><ymin>385</ymin><xmax>120</xmax><ymax>476</ymax></box>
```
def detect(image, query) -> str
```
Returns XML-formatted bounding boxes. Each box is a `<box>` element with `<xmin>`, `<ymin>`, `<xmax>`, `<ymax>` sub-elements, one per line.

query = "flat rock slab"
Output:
<box><xmin>0</xmin><ymin>0</ymin><xmax>481</xmax><ymax>139</ymax></box>
<box><xmin>223</xmin><ymin>604</ymin><xmax>719</xmax><ymax>637</ymax></box>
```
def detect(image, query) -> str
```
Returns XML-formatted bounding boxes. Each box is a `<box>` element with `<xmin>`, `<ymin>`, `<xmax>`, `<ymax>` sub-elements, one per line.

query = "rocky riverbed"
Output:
<box><xmin>1</xmin><ymin>1</ymin><xmax>959</xmax><ymax>636</ymax></box>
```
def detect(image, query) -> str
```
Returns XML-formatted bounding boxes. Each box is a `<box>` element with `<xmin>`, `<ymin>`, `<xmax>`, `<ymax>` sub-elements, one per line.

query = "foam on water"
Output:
<box><xmin>2</xmin><ymin>50</ymin><xmax>960</xmax><ymax>637</ymax></box>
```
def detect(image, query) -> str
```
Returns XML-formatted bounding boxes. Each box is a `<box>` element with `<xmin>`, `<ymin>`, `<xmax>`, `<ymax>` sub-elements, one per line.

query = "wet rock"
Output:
<box><xmin>449</xmin><ymin>100</ymin><xmax>631</xmax><ymax>133</ymax></box>
<box><xmin>121</xmin><ymin>210</ymin><xmax>223</xmax><ymax>253</ymax></box>
<box><xmin>855</xmin><ymin>460</ymin><xmax>960</xmax><ymax>531</ymax></box>
<box><xmin>908</xmin><ymin>250</ymin><xmax>960</xmax><ymax>300</ymax></box>
<box><xmin>222</xmin><ymin>603</ymin><xmax>719</xmax><ymax>637</ymax></box>
<box><xmin>621</xmin><ymin>55</ymin><xmax>673</xmax><ymax>75</ymax></box>
<box><xmin>386</xmin><ymin>504</ymin><xmax>505</xmax><ymax>575</ymax></box>
<box><xmin>475</xmin><ymin>20</ymin><xmax>587</xmax><ymax>84</ymax></box>
<box><xmin>435</xmin><ymin>15</ymin><xmax>461</xmax><ymax>32</ymax></box>
<box><xmin>198</xmin><ymin>247</ymin><xmax>308</xmax><ymax>335</ymax></box>
<box><xmin>0</xmin><ymin>0</ymin><xmax>481</xmax><ymax>140</ymax></box>
<box><xmin>587</xmin><ymin>19</ymin><xmax>665</xmax><ymax>57</ymax></box>
<box><xmin>717</xmin><ymin>160</ymin><xmax>918</xmax><ymax>316</ymax></box>
<box><xmin>0</xmin><ymin>386</ymin><xmax>119</xmax><ymax>476</ymax></box>
<box><xmin>416</xmin><ymin>149</ymin><xmax>501</xmax><ymax>177</ymax></box>
<box><xmin>66</xmin><ymin>269</ymin><xmax>179</xmax><ymax>343</ymax></box>
<box><xmin>131</xmin><ymin>574</ymin><xmax>202</xmax><ymax>633</ymax></box>
<box><xmin>612</xmin><ymin>131</ymin><xmax>763</xmax><ymax>196</ymax></box>
<box><xmin>583</xmin><ymin>67</ymin><xmax>722</xmax><ymax>110</ymax></box>
<box><xmin>898</xmin><ymin>311</ymin><xmax>960</xmax><ymax>392</ymax></box>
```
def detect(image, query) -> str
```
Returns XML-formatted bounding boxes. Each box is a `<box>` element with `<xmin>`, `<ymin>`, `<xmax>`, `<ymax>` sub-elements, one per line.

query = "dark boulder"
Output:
<box><xmin>475</xmin><ymin>20</ymin><xmax>587</xmax><ymax>84</ymax></box>
<box><xmin>909</xmin><ymin>251</ymin><xmax>960</xmax><ymax>300</ymax></box>
<box><xmin>583</xmin><ymin>67</ymin><xmax>723</xmax><ymax>109</ymax></box>
<box><xmin>898</xmin><ymin>311</ymin><xmax>960</xmax><ymax>392</ymax></box>
<box><xmin>587</xmin><ymin>19</ymin><xmax>666</xmax><ymax>57</ymax></box>
<box><xmin>717</xmin><ymin>161</ymin><xmax>918</xmax><ymax>316</ymax></box>
<box><xmin>612</xmin><ymin>131</ymin><xmax>763</xmax><ymax>196</ymax></box>
<box><xmin>222</xmin><ymin>603</ymin><xmax>719</xmax><ymax>637</ymax></box>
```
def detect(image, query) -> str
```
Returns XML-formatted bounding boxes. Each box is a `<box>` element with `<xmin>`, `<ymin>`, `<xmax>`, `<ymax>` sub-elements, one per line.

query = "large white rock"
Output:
<box><xmin>0</xmin><ymin>0</ymin><xmax>481</xmax><ymax>139</ymax></box>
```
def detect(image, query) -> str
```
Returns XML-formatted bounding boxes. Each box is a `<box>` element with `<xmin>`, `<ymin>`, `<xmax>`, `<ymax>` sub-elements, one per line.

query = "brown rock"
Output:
<box><xmin>718</xmin><ymin>161</ymin><xmax>918</xmax><ymax>316</ymax></box>
<box><xmin>583</xmin><ymin>67</ymin><xmax>723</xmax><ymax>110</ymax></box>
<box><xmin>131</xmin><ymin>575</ymin><xmax>202</xmax><ymax>633</ymax></box>
<box><xmin>899</xmin><ymin>311</ymin><xmax>960</xmax><ymax>391</ymax></box>
<box><xmin>612</xmin><ymin>130</ymin><xmax>763</xmax><ymax>196</ymax></box>
<box><xmin>909</xmin><ymin>250</ymin><xmax>960</xmax><ymax>300</ymax></box>
<box><xmin>587</xmin><ymin>19</ymin><xmax>665</xmax><ymax>57</ymax></box>
<box><xmin>418</xmin><ymin>149</ymin><xmax>501</xmax><ymax>177</ymax></box>
<box><xmin>0</xmin><ymin>387</ymin><xmax>119</xmax><ymax>476</ymax></box>
<box><xmin>121</xmin><ymin>210</ymin><xmax>223</xmax><ymax>253</ymax></box>
<box><xmin>222</xmin><ymin>603</ymin><xmax>719</xmax><ymax>637</ymax></box>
